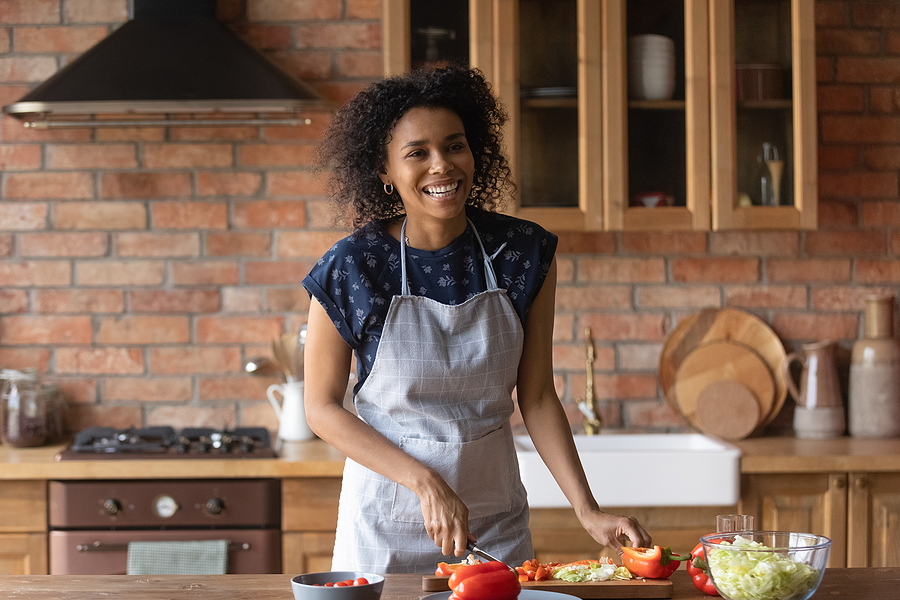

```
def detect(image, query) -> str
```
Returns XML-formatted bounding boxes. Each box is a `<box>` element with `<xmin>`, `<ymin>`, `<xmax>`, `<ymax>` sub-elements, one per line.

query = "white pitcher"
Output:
<box><xmin>267</xmin><ymin>381</ymin><xmax>314</xmax><ymax>441</ymax></box>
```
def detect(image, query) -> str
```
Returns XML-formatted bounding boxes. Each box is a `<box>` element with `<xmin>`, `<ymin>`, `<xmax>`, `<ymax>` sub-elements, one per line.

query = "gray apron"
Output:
<box><xmin>331</xmin><ymin>218</ymin><xmax>532</xmax><ymax>574</ymax></box>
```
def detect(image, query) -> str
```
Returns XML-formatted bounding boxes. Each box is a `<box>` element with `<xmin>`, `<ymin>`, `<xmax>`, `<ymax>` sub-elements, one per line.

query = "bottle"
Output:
<box><xmin>849</xmin><ymin>294</ymin><xmax>900</xmax><ymax>437</ymax></box>
<box><xmin>1</xmin><ymin>369</ymin><xmax>48</xmax><ymax>447</ymax></box>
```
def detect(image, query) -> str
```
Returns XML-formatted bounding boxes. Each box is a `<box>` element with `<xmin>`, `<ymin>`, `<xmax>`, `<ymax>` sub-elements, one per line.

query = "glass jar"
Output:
<box><xmin>1</xmin><ymin>369</ymin><xmax>47</xmax><ymax>447</ymax></box>
<box><xmin>41</xmin><ymin>383</ymin><xmax>66</xmax><ymax>444</ymax></box>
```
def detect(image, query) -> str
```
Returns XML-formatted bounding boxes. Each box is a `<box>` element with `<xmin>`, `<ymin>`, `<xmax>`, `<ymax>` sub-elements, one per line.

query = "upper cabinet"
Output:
<box><xmin>383</xmin><ymin>0</ymin><xmax>816</xmax><ymax>231</ymax></box>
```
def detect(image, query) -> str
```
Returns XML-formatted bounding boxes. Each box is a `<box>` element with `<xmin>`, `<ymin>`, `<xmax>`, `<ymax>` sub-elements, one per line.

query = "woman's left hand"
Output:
<box><xmin>577</xmin><ymin>508</ymin><xmax>652</xmax><ymax>554</ymax></box>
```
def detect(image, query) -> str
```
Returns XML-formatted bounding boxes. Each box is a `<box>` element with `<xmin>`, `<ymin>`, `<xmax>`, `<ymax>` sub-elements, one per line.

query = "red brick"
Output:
<box><xmin>767</xmin><ymin>259</ymin><xmax>851</xmax><ymax>282</ymax></box>
<box><xmin>818</xmin><ymin>146</ymin><xmax>861</xmax><ymax>170</ymax></box>
<box><xmin>891</xmin><ymin>231</ymin><xmax>900</xmax><ymax>254</ymax></box>
<box><xmin>866</xmin><ymin>147</ymin><xmax>900</xmax><ymax>170</ymax></box>
<box><xmin>235</xmin><ymin>403</ymin><xmax>279</xmax><ymax>431</ymax></box>
<box><xmin>48</xmin><ymin>143</ymin><xmax>137</xmax><ymax>169</ymax></box>
<box><xmin>811</xmin><ymin>286</ymin><xmax>897</xmax><ymax>311</ymax></box>
<box><xmin>146</xmin><ymin>405</ymin><xmax>237</xmax><ymax>429</ymax></box>
<box><xmin>223</xmin><ymin>288</ymin><xmax>264</xmax><ymax>312</ymax></box>
<box><xmin>0</xmin><ymin>289</ymin><xmax>28</xmax><ymax>313</ymax></box>
<box><xmin>556</xmin><ymin>232</ymin><xmax>616</xmax><ymax>254</ymax></box>
<box><xmin>53</xmin><ymin>378</ymin><xmax>97</xmax><ymax>405</ymax></box>
<box><xmin>816</xmin><ymin>29</ymin><xmax>881</xmax><ymax>56</ymax></box>
<box><xmin>197</xmin><ymin>172</ymin><xmax>261</xmax><ymax>196</ymax></box>
<box><xmin>821</xmin><ymin>115</ymin><xmax>900</xmax><ymax>145</ymax></box>
<box><xmin>197</xmin><ymin>316</ymin><xmax>284</xmax><ymax>343</ymax></box>
<box><xmin>6</xmin><ymin>172</ymin><xmax>94</xmax><ymax>199</ymax></box>
<box><xmin>207</xmin><ymin>232</ymin><xmax>272</xmax><ymax>256</ymax></box>
<box><xmin>18</xmin><ymin>232</ymin><xmax>108</xmax><ymax>257</ymax></box>
<box><xmin>618</xmin><ymin>343</ymin><xmax>663</xmax><ymax>371</ymax></box>
<box><xmin>64</xmin><ymin>0</ymin><xmax>128</xmax><ymax>22</ymax></box>
<box><xmin>130</xmin><ymin>290</ymin><xmax>220</xmax><ymax>313</ymax></box>
<box><xmin>0</xmin><ymin>28</ymin><xmax>8</xmax><ymax>52</ymax></box>
<box><xmin>0</xmin><ymin>144</ymin><xmax>41</xmax><ymax>170</ymax></box>
<box><xmin>143</xmin><ymin>143</ymin><xmax>233</xmax><ymax>168</ymax></box>
<box><xmin>556</xmin><ymin>257</ymin><xmax>575</xmax><ymax>284</ymax></box>
<box><xmin>244</xmin><ymin>260</ymin><xmax>316</xmax><ymax>284</ymax></box>
<box><xmin>0</xmin><ymin>0</ymin><xmax>57</xmax><ymax>22</ymax></box>
<box><xmin>620</xmin><ymin>231</ymin><xmax>707</xmax><ymax>254</ymax></box>
<box><xmin>268</xmin><ymin>171</ymin><xmax>328</xmax><ymax>196</ymax></box>
<box><xmin>169</xmin><ymin>126</ymin><xmax>258</xmax><ymax>142</ymax></box>
<box><xmin>0</xmin><ymin>203</ymin><xmax>47</xmax><ymax>230</ymax></box>
<box><xmin>856</xmin><ymin>260</ymin><xmax>900</xmax><ymax>283</ymax></box>
<box><xmin>233</xmin><ymin>200</ymin><xmax>307</xmax><ymax>228</ymax></box>
<box><xmin>0</xmin><ymin>234</ymin><xmax>10</xmax><ymax>256</ymax></box>
<box><xmin>816</xmin><ymin>1</ymin><xmax>847</xmax><ymax>27</ymax></box>
<box><xmin>101</xmin><ymin>172</ymin><xmax>192</xmax><ymax>198</ymax></box>
<box><xmin>555</xmin><ymin>285</ymin><xmax>632</xmax><ymax>311</ymax></box>
<box><xmin>172</xmin><ymin>262</ymin><xmax>240</xmax><ymax>285</ymax></box>
<box><xmin>624</xmin><ymin>402</ymin><xmax>686</xmax><ymax>429</ymax></box>
<box><xmin>823</xmin><ymin>171</ymin><xmax>899</xmax><ymax>199</ymax></box>
<box><xmin>198</xmin><ymin>376</ymin><xmax>274</xmax><ymax>401</ymax></box>
<box><xmin>98</xmin><ymin>316</ymin><xmax>190</xmax><ymax>344</ymax></box>
<box><xmin>295</xmin><ymin>23</ymin><xmax>381</xmax><ymax>49</ymax></box>
<box><xmin>116</xmin><ymin>232</ymin><xmax>200</xmax><ymax>257</ymax></box>
<box><xmin>852</xmin><ymin>1</ymin><xmax>900</xmax><ymax>27</ymax></box>
<box><xmin>264</xmin><ymin>289</ymin><xmax>309</xmax><ymax>312</ymax></box>
<box><xmin>0</xmin><ymin>261</ymin><xmax>70</xmax><ymax>286</ymax></box>
<box><xmin>818</xmin><ymin>83</ymin><xmax>865</xmax><ymax>112</ymax></box>
<box><xmin>35</xmin><ymin>289</ymin><xmax>124</xmax><ymax>313</ymax></box>
<box><xmin>553</xmin><ymin>313</ymin><xmax>575</xmax><ymax>342</ymax></box>
<box><xmin>0</xmin><ymin>315</ymin><xmax>92</xmax><ymax>344</ymax></box>
<box><xmin>247</xmin><ymin>0</ymin><xmax>342</xmax><ymax>20</ymax></box>
<box><xmin>710</xmin><ymin>231</ymin><xmax>799</xmax><ymax>256</ymax></box>
<box><xmin>578</xmin><ymin>258</ymin><xmax>666</xmax><ymax>283</ymax></box>
<box><xmin>15</xmin><ymin>26</ymin><xmax>109</xmax><ymax>52</ymax></box>
<box><xmin>890</xmin><ymin>33</ymin><xmax>900</xmax><ymax>56</ymax></box>
<box><xmin>231</xmin><ymin>23</ymin><xmax>292</xmax><ymax>51</ymax></box>
<box><xmin>54</xmin><ymin>202</ymin><xmax>146</xmax><ymax>230</ymax></box>
<box><xmin>76</xmin><ymin>261</ymin><xmax>165</xmax><ymax>286</ymax></box>
<box><xmin>336</xmin><ymin>50</ymin><xmax>383</xmax><ymax>78</ymax></box>
<box><xmin>152</xmin><ymin>202</ymin><xmax>228</xmax><ymax>229</ymax></box>
<box><xmin>0</xmin><ymin>117</ymin><xmax>92</xmax><ymax>143</ymax></box>
<box><xmin>269</xmin><ymin>50</ymin><xmax>334</xmax><ymax>81</ymax></box>
<box><xmin>818</xmin><ymin>201</ymin><xmax>858</xmax><ymax>228</ymax></box>
<box><xmin>870</xmin><ymin>87</ymin><xmax>900</xmax><ymax>113</ymax></box>
<box><xmin>553</xmin><ymin>343</ymin><xmax>615</xmax><ymax>371</ymax></box>
<box><xmin>638</xmin><ymin>286</ymin><xmax>721</xmax><ymax>308</ymax></box>
<box><xmin>104</xmin><ymin>377</ymin><xmax>192</xmax><ymax>402</ymax></box>
<box><xmin>277</xmin><ymin>231</ymin><xmax>344</xmax><ymax>257</ymax></box>
<box><xmin>805</xmin><ymin>230</ymin><xmax>887</xmax><ymax>256</ymax></box>
<box><xmin>0</xmin><ymin>56</ymin><xmax>57</xmax><ymax>82</ymax></box>
<box><xmin>263</xmin><ymin>116</ymin><xmax>331</xmax><ymax>140</ymax></box>
<box><xmin>578</xmin><ymin>314</ymin><xmax>667</xmax><ymax>341</ymax></box>
<box><xmin>861</xmin><ymin>201</ymin><xmax>900</xmax><ymax>226</ymax></box>
<box><xmin>671</xmin><ymin>257</ymin><xmax>758</xmax><ymax>283</ymax></box>
<box><xmin>217</xmin><ymin>0</ymin><xmax>244</xmax><ymax>21</ymax></box>
<box><xmin>96</xmin><ymin>128</ymin><xmax>166</xmax><ymax>142</ymax></box>
<box><xmin>590</xmin><ymin>374</ymin><xmax>658</xmax><ymax>400</ymax></box>
<box><xmin>836</xmin><ymin>57</ymin><xmax>900</xmax><ymax>85</ymax></box>
<box><xmin>0</xmin><ymin>348</ymin><xmax>49</xmax><ymax>372</ymax></box>
<box><xmin>65</xmin><ymin>405</ymin><xmax>143</xmax><ymax>431</ymax></box>
<box><xmin>150</xmin><ymin>347</ymin><xmax>242</xmax><ymax>374</ymax></box>
<box><xmin>239</xmin><ymin>144</ymin><xmax>317</xmax><ymax>167</ymax></box>
<box><xmin>725</xmin><ymin>285</ymin><xmax>808</xmax><ymax>309</ymax></box>
<box><xmin>770</xmin><ymin>313</ymin><xmax>859</xmax><ymax>340</ymax></box>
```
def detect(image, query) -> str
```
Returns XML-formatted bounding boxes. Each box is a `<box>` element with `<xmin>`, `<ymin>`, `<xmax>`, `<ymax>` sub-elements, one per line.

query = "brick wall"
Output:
<box><xmin>0</xmin><ymin>0</ymin><xmax>897</xmax><ymax>436</ymax></box>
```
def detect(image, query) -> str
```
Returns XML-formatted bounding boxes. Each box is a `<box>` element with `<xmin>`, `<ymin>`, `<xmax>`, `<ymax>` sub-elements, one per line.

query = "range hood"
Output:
<box><xmin>2</xmin><ymin>0</ymin><xmax>335</xmax><ymax>128</ymax></box>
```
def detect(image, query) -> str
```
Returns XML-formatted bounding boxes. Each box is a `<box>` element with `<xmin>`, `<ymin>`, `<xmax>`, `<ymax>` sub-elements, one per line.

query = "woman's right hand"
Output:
<box><xmin>416</xmin><ymin>472</ymin><xmax>472</xmax><ymax>557</ymax></box>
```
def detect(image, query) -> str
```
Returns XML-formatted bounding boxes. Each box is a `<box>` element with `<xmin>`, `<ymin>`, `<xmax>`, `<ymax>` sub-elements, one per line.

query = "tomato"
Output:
<box><xmin>353</xmin><ymin>577</ymin><xmax>369</xmax><ymax>586</ymax></box>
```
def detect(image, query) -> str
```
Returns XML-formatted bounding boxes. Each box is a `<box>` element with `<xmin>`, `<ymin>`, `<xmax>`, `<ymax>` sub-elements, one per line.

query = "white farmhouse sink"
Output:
<box><xmin>514</xmin><ymin>433</ymin><xmax>740</xmax><ymax>508</ymax></box>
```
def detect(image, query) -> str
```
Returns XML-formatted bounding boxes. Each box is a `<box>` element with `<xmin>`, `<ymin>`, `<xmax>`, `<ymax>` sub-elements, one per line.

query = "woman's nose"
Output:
<box><xmin>428</xmin><ymin>152</ymin><xmax>453</xmax><ymax>173</ymax></box>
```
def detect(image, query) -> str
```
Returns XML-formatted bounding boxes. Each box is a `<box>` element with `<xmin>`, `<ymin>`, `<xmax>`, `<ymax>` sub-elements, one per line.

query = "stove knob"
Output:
<box><xmin>102</xmin><ymin>498</ymin><xmax>122</xmax><ymax>515</ymax></box>
<box><xmin>205</xmin><ymin>498</ymin><xmax>225</xmax><ymax>516</ymax></box>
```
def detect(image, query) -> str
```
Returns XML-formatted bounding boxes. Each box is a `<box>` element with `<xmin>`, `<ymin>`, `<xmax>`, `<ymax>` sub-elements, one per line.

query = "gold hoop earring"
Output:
<box><xmin>384</xmin><ymin>183</ymin><xmax>394</xmax><ymax>195</ymax></box>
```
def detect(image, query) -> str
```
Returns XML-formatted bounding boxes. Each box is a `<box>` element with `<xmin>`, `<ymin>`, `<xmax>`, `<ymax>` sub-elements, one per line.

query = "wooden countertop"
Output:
<box><xmin>4</xmin><ymin>435</ymin><xmax>900</xmax><ymax>480</ymax></box>
<box><xmin>1</xmin><ymin>569</ymin><xmax>898</xmax><ymax>600</ymax></box>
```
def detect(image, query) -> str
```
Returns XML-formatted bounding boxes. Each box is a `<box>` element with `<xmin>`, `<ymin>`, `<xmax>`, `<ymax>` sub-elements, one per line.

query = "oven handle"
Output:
<box><xmin>75</xmin><ymin>541</ymin><xmax>251</xmax><ymax>552</ymax></box>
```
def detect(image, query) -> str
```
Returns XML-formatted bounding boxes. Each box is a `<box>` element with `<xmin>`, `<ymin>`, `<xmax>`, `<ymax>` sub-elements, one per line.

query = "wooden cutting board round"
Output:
<box><xmin>696</xmin><ymin>380</ymin><xmax>761</xmax><ymax>440</ymax></box>
<box><xmin>673</xmin><ymin>340</ymin><xmax>775</xmax><ymax>432</ymax></box>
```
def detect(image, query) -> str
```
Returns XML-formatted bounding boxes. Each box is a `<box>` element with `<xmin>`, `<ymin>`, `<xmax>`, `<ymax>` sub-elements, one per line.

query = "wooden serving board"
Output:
<box><xmin>422</xmin><ymin>575</ymin><xmax>673</xmax><ymax>598</ymax></box>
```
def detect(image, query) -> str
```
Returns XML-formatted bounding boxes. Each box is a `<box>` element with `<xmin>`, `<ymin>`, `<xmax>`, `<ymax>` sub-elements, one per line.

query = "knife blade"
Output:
<box><xmin>466</xmin><ymin>541</ymin><xmax>513</xmax><ymax>570</ymax></box>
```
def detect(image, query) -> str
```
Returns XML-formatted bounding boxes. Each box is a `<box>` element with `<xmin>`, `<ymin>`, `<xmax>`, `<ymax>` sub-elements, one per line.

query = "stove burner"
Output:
<box><xmin>58</xmin><ymin>427</ymin><xmax>275</xmax><ymax>460</ymax></box>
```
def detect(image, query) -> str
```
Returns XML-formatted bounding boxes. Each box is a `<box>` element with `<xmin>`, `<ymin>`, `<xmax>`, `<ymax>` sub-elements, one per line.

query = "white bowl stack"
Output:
<box><xmin>628</xmin><ymin>34</ymin><xmax>676</xmax><ymax>100</ymax></box>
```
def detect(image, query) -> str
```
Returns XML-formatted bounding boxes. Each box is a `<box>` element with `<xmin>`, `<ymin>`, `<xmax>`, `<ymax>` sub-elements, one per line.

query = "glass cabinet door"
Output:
<box><xmin>711</xmin><ymin>0</ymin><xmax>817</xmax><ymax>229</ymax></box>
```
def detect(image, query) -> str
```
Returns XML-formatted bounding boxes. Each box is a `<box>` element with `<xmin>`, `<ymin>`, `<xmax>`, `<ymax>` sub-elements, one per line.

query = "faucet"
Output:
<box><xmin>576</xmin><ymin>328</ymin><xmax>602</xmax><ymax>435</ymax></box>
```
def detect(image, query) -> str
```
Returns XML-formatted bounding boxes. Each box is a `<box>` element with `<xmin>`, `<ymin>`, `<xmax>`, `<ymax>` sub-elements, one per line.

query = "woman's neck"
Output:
<box><xmin>390</xmin><ymin>212</ymin><xmax>468</xmax><ymax>251</ymax></box>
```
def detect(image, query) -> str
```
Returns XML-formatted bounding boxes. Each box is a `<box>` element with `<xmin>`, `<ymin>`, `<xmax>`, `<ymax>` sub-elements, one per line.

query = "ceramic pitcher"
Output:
<box><xmin>784</xmin><ymin>341</ymin><xmax>845</xmax><ymax>439</ymax></box>
<box><xmin>267</xmin><ymin>381</ymin><xmax>314</xmax><ymax>442</ymax></box>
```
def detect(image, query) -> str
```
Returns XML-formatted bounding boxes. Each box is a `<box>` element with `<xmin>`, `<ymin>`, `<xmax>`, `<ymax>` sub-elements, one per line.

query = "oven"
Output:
<box><xmin>49</xmin><ymin>427</ymin><xmax>283</xmax><ymax>575</ymax></box>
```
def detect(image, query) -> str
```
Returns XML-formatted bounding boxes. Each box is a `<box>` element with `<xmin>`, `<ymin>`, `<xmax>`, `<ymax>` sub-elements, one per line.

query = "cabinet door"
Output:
<box><xmin>0</xmin><ymin>533</ymin><xmax>47</xmax><ymax>575</ymax></box>
<box><xmin>282</xmin><ymin>532</ymin><xmax>337</xmax><ymax>575</ymax></box>
<box><xmin>847</xmin><ymin>472</ymin><xmax>900</xmax><ymax>568</ymax></box>
<box><xmin>0</xmin><ymin>480</ymin><xmax>46</xmax><ymax>533</ymax></box>
<box><xmin>282</xmin><ymin>478</ymin><xmax>340</xmax><ymax>532</ymax></box>
<box><xmin>710</xmin><ymin>0</ymin><xmax>817</xmax><ymax>229</ymax></box>
<box><xmin>740</xmin><ymin>473</ymin><xmax>847</xmax><ymax>568</ymax></box>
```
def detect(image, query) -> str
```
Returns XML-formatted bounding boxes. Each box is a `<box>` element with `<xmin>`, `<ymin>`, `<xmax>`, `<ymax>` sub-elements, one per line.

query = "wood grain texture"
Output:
<box><xmin>695</xmin><ymin>380</ymin><xmax>761</xmax><ymax>440</ymax></box>
<box><xmin>422</xmin><ymin>574</ymin><xmax>674</xmax><ymax>598</ymax></box>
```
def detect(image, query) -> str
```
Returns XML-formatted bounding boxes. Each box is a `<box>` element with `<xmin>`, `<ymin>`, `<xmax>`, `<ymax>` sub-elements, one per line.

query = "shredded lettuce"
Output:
<box><xmin>552</xmin><ymin>560</ymin><xmax>632</xmax><ymax>583</ymax></box>
<box><xmin>706</xmin><ymin>536</ymin><xmax>820</xmax><ymax>600</ymax></box>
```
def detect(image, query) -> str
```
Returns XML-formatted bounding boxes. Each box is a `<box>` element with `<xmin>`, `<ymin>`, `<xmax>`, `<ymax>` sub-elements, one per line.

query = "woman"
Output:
<box><xmin>303</xmin><ymin>66</ymin><xmax>650</xmax><ymax>574</ymax></box>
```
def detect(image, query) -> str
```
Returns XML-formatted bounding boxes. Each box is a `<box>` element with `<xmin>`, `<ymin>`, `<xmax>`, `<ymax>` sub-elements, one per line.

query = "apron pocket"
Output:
<box><xmin>391</xmin><ymin>427</ymin><xmax>514</xmax><ymax>524</ymax></box>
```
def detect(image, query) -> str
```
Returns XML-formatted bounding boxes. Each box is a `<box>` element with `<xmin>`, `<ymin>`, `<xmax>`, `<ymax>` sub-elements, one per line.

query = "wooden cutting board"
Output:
<box><xmin>422</xmin><ymin>575</ymin><xmax>673</xmax><ymax>598</ymax></box>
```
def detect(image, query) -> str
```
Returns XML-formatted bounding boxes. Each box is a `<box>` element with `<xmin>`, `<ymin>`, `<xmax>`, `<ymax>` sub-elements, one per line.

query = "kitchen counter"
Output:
<box><xmin>733</xmin><ymin>436</ymin><xmax>900</xmax><ymax>473</ymax></box>
<box><xmin>1</xmin><ymin>569</ymin><xmax>898</xmax><ymax>599</ymax></box>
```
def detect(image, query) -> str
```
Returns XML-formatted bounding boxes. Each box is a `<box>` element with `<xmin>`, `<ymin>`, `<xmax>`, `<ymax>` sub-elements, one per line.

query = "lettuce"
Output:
<box><xmin>552</xmin><ymin>562</ymin><xmax>631</xmax><ymax>582</ymax></box>
<box><xmin>706</xmin><ymin>536</ymin><xmax>820</xmax><ymax>600</ymax></box>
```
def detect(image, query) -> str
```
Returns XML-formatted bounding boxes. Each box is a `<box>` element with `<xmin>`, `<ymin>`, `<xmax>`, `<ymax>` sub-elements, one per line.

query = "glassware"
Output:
<box><xmin>1</xmin><ymin>368</ymin><xmax>47</xmax><ymax>447</ymax></box>
<box><xmin>717</xmin><ymin>513</ymin><xmax>754</xmax><ymax>533</ymax></box>
<box><xmin>41</xmin><ymin>383</ymin><xmax>67</xmax><ymax>444</ymax></box>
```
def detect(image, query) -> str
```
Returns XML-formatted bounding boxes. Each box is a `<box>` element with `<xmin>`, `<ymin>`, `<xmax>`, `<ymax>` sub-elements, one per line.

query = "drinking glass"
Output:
<box><xmin>716</xmin><ymin>514</ymin><xmax>754</xmax><ymax>533</ymax></box>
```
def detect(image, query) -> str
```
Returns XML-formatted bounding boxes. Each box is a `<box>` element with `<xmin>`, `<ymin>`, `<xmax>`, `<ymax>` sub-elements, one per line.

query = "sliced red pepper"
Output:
<box><xmin>687</xmin><ymin>540</ymin><xmax>721</xmax><ymax>596</ymax></box>
<box><xmin>451</xmin><ymin>567</ymin><xmax>520</xmax><ymax>600</ymax></box>
<box><xmin>620</xmin><ymin>545</ymin><xmax>685</xmax><ymax>579</ymax></box>
<box><xmin>436</xmin><ymin>561</ymin><xmax>470</xmax><ymax>577</ymax></box>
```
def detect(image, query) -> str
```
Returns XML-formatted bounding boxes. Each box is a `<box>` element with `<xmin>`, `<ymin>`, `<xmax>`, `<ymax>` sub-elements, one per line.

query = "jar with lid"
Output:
<box><xmin>41</xmin><ymin>383</ymin><xmax>66</xmax><ymax>444</ymax></box>
<box><xmin>1</xmin><ymin>369</ymin><xmax>47</xmax><ymax>447</ymax></box>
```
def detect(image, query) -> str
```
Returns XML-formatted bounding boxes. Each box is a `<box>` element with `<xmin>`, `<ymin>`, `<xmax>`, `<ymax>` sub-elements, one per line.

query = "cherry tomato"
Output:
<box><xmin>353</xmin><ymin>578</ymin><xmax>369</xmax><ymax>586</ymax></box>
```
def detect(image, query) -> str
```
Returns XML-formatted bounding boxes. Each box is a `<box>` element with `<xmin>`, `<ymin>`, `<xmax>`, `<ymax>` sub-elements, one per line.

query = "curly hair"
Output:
<box><xmin>316</xmin><ymin>65</ymin><xmax>513</xmax><ymax>230</ymax></box>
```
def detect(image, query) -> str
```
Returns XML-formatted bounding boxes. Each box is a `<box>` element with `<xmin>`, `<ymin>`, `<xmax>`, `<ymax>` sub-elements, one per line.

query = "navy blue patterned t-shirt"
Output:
<box><xmin>302</xmin><ymin>206</ymin><xmax>558</xmax><ymax>392</ymax></box>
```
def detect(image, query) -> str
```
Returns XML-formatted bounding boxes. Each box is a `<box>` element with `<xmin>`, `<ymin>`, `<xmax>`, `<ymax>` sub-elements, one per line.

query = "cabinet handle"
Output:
<box><xmin>834</xmin><ymin>478</ymin><xmax>846</xmax><ymax>489</ymax></box>
<box><xmin>855</xmin><ymin>477</ymin><xmax>868</xmax><ymax>489</ymax></box>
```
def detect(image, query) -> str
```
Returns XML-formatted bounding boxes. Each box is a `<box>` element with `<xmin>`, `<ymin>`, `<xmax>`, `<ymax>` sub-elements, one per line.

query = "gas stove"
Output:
<box><xmin>55</xmin><ymin>426</ymin><xmax>276</xmax><ymax>460</ymax></box>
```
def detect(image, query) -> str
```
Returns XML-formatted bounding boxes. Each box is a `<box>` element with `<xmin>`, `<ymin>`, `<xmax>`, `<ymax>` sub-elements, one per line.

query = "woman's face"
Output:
<box><xmin>380</xmin><ymin>106</ymin><xmax>475</xmax><ymax>228</ymax></box>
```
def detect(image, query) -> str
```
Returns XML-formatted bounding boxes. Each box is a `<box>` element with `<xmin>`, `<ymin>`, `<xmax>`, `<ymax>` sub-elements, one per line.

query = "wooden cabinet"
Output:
<box><xmin>0</xmin><ymin>480</ymin><xmax>47</xmax><ymax>575</ymax></box>
<box><xmin>281</xmin><ymin>478</ymin><xmax>341</xmax><ymax>574</ymax></box>
<box><xmin>740</xmin><ymin>471</ymin><xmax>900</xmax><ymax>568</ymax></box>
<box><xmin>382</xmin><ymin>0</ymin><xmax>817</xmax><ymax>231</ymax></box>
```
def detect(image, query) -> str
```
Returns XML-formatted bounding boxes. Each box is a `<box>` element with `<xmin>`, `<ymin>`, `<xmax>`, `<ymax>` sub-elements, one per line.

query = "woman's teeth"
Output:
<box><xmin>424</xmin><ymin>182</ymin><xmax>459</xmax><ymax>197</ymax></box>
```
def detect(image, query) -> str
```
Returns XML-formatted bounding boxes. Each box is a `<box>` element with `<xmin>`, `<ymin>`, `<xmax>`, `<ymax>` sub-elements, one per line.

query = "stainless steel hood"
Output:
<box><xmin>2</xmin><ymin>0</ymin><xmax>335</xmax><ymax>128</ymax></box>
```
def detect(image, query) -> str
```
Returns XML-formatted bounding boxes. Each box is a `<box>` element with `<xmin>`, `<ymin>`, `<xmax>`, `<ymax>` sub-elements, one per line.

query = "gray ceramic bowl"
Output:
<box><xmin>290</xmin><ymin>571</ymin><xmax>385</xmax><ymax>600</ymax></box>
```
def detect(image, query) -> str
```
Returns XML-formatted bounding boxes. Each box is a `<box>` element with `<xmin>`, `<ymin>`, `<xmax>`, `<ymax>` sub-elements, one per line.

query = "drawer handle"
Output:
<box><xmin>76</xmin><ymin>541</ymin><xmax>251</xmax><ymax>552</ymax></box>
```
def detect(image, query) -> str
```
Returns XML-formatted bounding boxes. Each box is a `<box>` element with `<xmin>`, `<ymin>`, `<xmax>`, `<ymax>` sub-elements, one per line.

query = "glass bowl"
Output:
<box><xmin>700</xmin><ymin>532</ymin><xmax>831</xmax><ymax>600</ymax></box>
<box><xmin>290</xmin><ymin>571</ymin><xmax>384</xmax><ymax>600</ymax></box>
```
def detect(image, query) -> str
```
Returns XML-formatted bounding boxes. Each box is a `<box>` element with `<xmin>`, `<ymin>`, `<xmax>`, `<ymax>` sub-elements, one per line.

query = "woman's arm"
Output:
<box><xmin>515</xmin><ymin>257</ymin><xmax>652</xmax><ymax>553</ymax></box>
<box><xmin>304</xmin><ymin>298</ymin><xmax>472</xmax><ymax>557</ymax></box>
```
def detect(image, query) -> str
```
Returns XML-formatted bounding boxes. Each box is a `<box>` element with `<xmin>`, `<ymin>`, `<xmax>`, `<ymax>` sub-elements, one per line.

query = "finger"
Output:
<box><xmin>453</xmin><ymin>531</ymin><xmax>469</xmax><ymax>557</ymax></box>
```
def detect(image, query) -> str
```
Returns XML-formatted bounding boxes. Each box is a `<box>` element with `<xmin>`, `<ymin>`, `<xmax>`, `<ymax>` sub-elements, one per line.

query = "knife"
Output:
<box><xmin>466</xmin><ymin>541</ymin><xmax>513</xmax><ymax>570</ymax></box>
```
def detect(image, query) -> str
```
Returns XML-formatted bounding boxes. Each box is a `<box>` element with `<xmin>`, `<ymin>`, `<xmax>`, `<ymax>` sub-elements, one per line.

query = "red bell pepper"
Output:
<box><xmin>436</xmin><ymin>561</ymin><xmax>470</xmax><ymax>577</ymax></box>
<box><xmin>449</xmin><ymin>561</ymin><xmax>520</xmax><ymax>600</ymax></box>
<box><xmin>620</xmin><ymin>545</ymin><xmax>685</xmax><ymax>579</ymax></box>
<box><xmin>687</xmin><ymin>540</ymin><xmax>720</xmax><ymax>596</ymax></box>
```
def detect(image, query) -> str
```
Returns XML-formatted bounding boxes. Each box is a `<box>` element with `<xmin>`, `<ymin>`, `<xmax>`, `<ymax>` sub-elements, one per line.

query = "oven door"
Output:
<box><xmin>49</xmin><ymin>529</ymin><xmax>281</xmax><ymax>574</ymax></box>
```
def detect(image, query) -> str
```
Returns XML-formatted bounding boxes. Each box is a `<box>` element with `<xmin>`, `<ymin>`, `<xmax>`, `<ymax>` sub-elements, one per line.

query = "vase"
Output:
<box><xmin>849</xmin><ymin>294</ymin><xmax>900</xmax><ymax>438</ymax></box>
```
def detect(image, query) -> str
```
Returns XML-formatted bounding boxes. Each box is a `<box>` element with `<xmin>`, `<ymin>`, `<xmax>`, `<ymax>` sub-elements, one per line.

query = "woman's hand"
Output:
<box><xmin>416</xmin><ymin>472</ymin><xmax>472</xmax><ymax>557</ymax></box>
<box><xmin>577</xmin><ymin>508</ymin><xmax>652</xmax><ymax>555</ymax></box>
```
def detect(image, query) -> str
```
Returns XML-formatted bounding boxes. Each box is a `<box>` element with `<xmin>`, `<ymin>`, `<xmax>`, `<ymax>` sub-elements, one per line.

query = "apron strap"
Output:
<box><xmin>399</xmin><ymin>217</ymin><xmax>501</xmax><ymax>295</ymax></box>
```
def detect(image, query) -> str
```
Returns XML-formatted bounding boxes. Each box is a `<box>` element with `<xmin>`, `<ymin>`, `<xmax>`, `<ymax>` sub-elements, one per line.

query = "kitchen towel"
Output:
<box><xmin>126</xmin><ymin>540</ymin><xmax>228</xmax><ymax>575</ymax></box>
